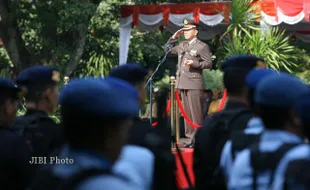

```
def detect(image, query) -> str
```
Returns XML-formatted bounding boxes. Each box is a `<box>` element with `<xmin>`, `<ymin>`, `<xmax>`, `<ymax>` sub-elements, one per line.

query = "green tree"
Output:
<box><xmin>216</xmin><ymin>0</ymin><xmax>297</xmax><ymax>72</ymax></box>
<box><xmin>291</xmin><ymin>39</ymin><xmax>310</xmax><ymax>84</ymax></box>
<box><xmin>0</xmin><ymin>0</ymin><xmax>177</xmax><ymax>79</ymax></box>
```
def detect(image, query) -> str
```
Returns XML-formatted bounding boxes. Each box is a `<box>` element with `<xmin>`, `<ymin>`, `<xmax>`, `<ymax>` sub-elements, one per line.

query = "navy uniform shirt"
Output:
<box><xmin>220</xmin><ymin>68</ymin><xmax>277</xmax><ymax>183</ymax></box>
<box><xmin>271</xmin><ymin>91</ymin><xmax>310</xmax><ymax>190</ymax></box>
<box><xmin>229</xmin><ymin>73</ymin><xmax>309</xmax><ymax>190</ymax></box>
<box><xmin>14</xmin><ymin>66</ymin><xmax>64</xmax><ymax>158</ymax></box>
<box><xmin>0</xmin><ymin>77</ymin><xmax>33</xmax><ymax>189</ymax></box>
<box><xmin>0</xmin><ymin>128</ymin><xmax>33</xmax><ymax>190</ymax></box>
<box><xmin>30</xmin><ymin>77</ymin><xmax>154</xmax><ymax>190</ymax></box>
<box><xmin>194</xmin><ymin>55</ymin><xmax>262</xmax><ymax>190</ymax></box>
<box><xmin>109</xmin><ymin>63</ymin><xmax>178</xmax><ymax>190</ymax></box>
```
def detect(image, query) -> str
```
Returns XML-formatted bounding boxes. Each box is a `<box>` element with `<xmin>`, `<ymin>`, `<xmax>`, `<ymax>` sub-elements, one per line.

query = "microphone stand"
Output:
<box><xmin>145</xmin><ymin>46</ymin><xmax>172</xmax><ymax>125</ymax></box>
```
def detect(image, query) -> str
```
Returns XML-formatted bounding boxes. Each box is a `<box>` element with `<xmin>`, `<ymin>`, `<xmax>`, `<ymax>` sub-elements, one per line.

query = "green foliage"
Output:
<box><xmin>0</xmin><ymin>0</ymin><xmax>189</xmax><ymax>79</ymax></box>
<box><xmin>222</xmin><ymin>28</ymin><xmax>297</xmax><ymax>72</ymax></box>
<box><xmin>291</xmin><ymin>39</ymin><xmax>310</xmax><ymax>84</ymax></box>
<box><xmin>203</xmin><ymin>70</ymin><xmax>223</xmax><ymax>91</ymax></box>
<box><xmin>154</xmin><ymin>73</ymin><xmax>170</xmax><ymax>89</ymax></box>
<box><xmin>132</xmin><ymin>0</ymin><xmax>212</xmax><ymax>4</ymax></box>
<box><xmin>218</xmin><ymin>0</ymin><xmax>298</xmax><ymax>73</ymax></box>
<box><xmin>223</xmin><ymin>0</ymin><xmax>259</xmax><ymax>38</ymax></box>
<box><xmin>0</xmin><ymin>47</ymin><xmax>13</xmax><ymax>78</ymax></box>
<box><xmin>74</xmin><ymin>0</ymin><xmax>123</xmax><ymax>77</ymax></box>
<box><xmin>127</xmin><ymin>29</ymin><xmax>171</xmax><ymax>79</ymax></box>
<box><xmin>1</xmin><ymin>0</ymin><xmax>115</xmax><ymax>76</ymax></box>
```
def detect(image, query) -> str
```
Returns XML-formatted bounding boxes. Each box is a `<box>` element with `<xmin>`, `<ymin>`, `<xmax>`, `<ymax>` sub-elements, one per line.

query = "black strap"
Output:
<box><xmin>212</xmin><ymin>107</ymin><xmax>251</xmax><ymax>164</ymax></box>
<box><xmin>231</xmin><ymin>132</ymin><xmax>261</xmax><ymax>161</ymax></box>
<box><xmin>250</xmin><ymin>143</ymin><xmax>300</xmax><ymax>190</ymax></box>
<box><xmin>208</xmin><ymin>108</ymin><xmax>251</xmax><ymax>189</ymax></box>
<box><xmin>284</xmin><ymin>159</ymin><xmax>310</xmax><ymax>190</ymax></box>
<box><xmin>226</xmin><ymin>108</ymin><xmax>252</xmax><ymax>129</ymax></box>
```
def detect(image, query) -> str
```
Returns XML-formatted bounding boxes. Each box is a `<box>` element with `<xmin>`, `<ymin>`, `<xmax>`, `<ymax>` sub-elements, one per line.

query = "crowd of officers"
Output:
<box><xmin>1</xmin><ymin>54</ymin><xmax>310</xmax><ymax>190</ymax></box>
<box><xmin>0</xmin><ymin>64</ymin><xmax>177</xmax><ymax>190</ymax></box>
<box><xmin>194</xmin><ymin>55</ymin><xmax>310</xmax><ymax>190</ymax></box>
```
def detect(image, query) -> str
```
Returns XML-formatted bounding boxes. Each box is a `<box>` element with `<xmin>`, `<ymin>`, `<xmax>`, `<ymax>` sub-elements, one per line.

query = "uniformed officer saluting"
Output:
<box><xmin>0</xmin><ymin>77</ymin><xmax>32</xmax><ymax>190</ymax></box>
<box><xmin>13</xmin><ymin>66</ymin><xmax>64</xmax><ymax>160</ymax></box>
<box><xmin>165</xmin><ymin>20</ymin><xmax>212</xmax><ymax>147</ymax></box>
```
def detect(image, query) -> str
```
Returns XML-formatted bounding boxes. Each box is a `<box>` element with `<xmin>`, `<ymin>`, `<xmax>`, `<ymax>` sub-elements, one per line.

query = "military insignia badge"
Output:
<box><xmin>256</xmin><ymin>60</ymin><xmax>266</xmax><ymax>68</ymax></box>
<box><xmin>52</xmin><ymin>71</ymin><xmax>60</xmax><ymax>82</ymax></box>
<box><xmin>190</xmin><ymin>49</ymin><xmax>197</xmax><ymax>56</ymax></box>
<box><xmin>64</xmin><ymin>76</ymin><xmax>70</xmax><ymax>84</ymax></box>
<box><xmin>184</xmin><ymin>19</ymin><xmax>188</xmax><ymax>25</ymax></box>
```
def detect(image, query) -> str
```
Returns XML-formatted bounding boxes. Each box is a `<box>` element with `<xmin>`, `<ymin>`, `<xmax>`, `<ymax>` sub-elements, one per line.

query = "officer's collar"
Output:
<box><xmin>188</xmin><ymin>37</ymin><xmax>197</xmax><ymax>45</ymax></box>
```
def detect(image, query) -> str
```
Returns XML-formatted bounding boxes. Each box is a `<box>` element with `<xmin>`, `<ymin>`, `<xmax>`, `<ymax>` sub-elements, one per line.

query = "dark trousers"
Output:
<box><xmin>180</xmin><ymin>89</ymin><xmax>204</xmax><ymax>144</ymax></box>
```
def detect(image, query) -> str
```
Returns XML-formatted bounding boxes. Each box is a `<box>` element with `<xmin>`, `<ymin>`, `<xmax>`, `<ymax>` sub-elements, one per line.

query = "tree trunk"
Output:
<box><xmin>0</xmin><ymin>1</ymin><xmax>33</xmax><ymax>76</ymax></box>
<box><xmin>64</xmin><ymin>24</ymin><xmax>88</xmax><ymax>77</ymax></box>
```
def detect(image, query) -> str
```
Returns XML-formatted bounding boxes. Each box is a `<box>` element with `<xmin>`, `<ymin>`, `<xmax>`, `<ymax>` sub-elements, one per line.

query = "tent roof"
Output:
<box><xmin>120</xmin><ymin>1</ymin><xmax>310</xmax><ymax>27</ymax></box>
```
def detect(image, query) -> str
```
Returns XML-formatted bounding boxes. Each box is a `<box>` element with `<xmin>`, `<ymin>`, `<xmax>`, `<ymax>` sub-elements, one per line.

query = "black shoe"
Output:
<box><xmin>180</xmin><ymin>143</ymin><xmax>194</xmax><ymax>148</ymax></box>
<box><xmin>187</xmin><ymin>143</ymin><xmax>194</xmax><ymax>148</ymax></box>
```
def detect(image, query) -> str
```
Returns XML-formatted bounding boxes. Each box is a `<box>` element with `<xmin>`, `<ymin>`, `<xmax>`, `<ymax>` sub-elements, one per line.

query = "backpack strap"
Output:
<box><xmin>212</xmin><ymin>108</ymin><xmax>252</xmax><ymax>164</ymax></box>
<box><xmin>250</xmin><ymin>143</ymin><xmax>300</xmax><ymax>190</ymax></box>
<box><xmin>208</xmin><ymin>108</ymin><xmax>252</xmax><ymax>189</ymax></box>
<box><xmin>230</xmin><ymin>132</ymin><xmax>261</xmax><ymax>161</ymax></box>
<box><xmin>284</xmin><ymin>159</ymin><xmax>310</xmax><ymax>190</ymax></box>
<box><xmin>226</xmin><ymin>108</ymin><xmax>252</xmax><ymax>130</ymax></box>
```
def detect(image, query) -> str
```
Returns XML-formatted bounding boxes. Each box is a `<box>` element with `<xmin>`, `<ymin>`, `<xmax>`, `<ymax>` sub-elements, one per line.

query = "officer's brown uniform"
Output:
<box><xmin>167</xmin><ymin>37</ymin><xmax>212</xmax><ymax>143</ymax></box>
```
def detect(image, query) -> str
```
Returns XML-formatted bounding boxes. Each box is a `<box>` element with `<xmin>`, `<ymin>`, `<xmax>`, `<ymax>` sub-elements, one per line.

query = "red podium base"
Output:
<box><xmin>172</xmin><ymin>148</ymin><xmax>195</xmax><ymax>189</ymax></box>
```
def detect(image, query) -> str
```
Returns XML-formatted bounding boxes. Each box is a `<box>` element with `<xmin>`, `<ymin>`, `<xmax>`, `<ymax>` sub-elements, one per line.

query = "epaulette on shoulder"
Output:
<box><xmin>197</xmin><ymin>40</ymin><xmax>206</xmax><ymax>46</ymax></box>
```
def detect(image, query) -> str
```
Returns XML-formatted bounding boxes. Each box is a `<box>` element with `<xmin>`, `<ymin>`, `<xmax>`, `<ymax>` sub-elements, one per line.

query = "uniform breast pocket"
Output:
<box><xmin>188</xmin><ymin>74</ymin><xmax>202</xmax><ymax>80</ymax></box>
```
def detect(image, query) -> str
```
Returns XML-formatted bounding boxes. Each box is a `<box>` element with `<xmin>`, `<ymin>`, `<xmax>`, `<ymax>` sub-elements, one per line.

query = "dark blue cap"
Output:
<box><xmin>0</xmin><ymin>77</ymin><xmax>23</xmax><ymax>98</ymax></box>
<box><xmin>16</xmin><ymin>66</ymin><xmax>60</xmax><ymax>87</ymax></box>
<box><xmin>294</xmin><ymin>90</ymin><xmax>310</xmax><ymax>122</ymax></box>
<box><xmin>255</xmin><ymin>73</ymin><xmax>309</xmax><ymax>107</ymax></box>
<box><xmin>109</xmin><ymin>63</ymin><xmax>150</xmax><ymax>84</ymax></box>
<box><xmin>221</xmin><ymin>55</ymin><xmax>265</xmax><ymax>72</ymax></box>
<box><xmin>59</xmin><ymin>77</ymin><xmax>139</xmax><ymax>118</ymax></box>
<box><xmin>246</xmin><ymin>68</ymin><xmax>278</xmax><ymax>89</ymax></box>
